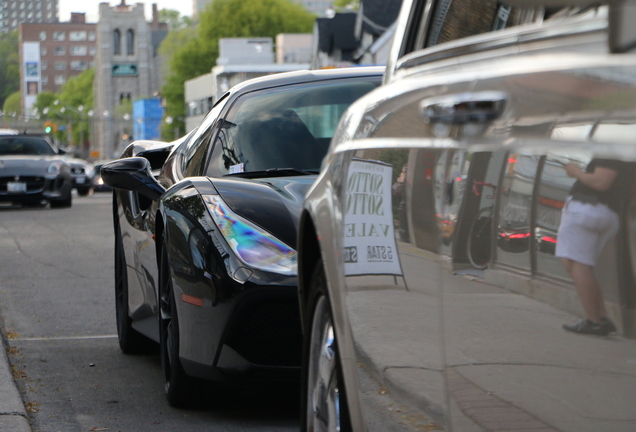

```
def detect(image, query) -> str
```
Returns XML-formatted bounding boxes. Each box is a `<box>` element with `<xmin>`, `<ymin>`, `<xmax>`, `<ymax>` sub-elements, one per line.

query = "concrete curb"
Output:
<box><xmin>0</xmin><ymin>336</ymin><xmax>31</xmax><ymax>432</ymax></box>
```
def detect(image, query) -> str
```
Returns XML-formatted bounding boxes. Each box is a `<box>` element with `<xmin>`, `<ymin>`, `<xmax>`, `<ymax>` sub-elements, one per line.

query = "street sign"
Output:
<box><xmin>112</xmin><ymin>64</ymin><xmax>138</xmax><ymax>76</ymax></box>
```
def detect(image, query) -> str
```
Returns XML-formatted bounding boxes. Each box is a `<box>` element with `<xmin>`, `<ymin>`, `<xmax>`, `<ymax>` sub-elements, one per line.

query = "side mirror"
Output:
<box><xmin>57</xmin><ymin>148</ymin><xmax>67</xmax><ymax>155</ymax></box>
<box><xmin>101</xmin><ymin>157</ymin><xmax>166</xmax><ymax>201</ymax></box>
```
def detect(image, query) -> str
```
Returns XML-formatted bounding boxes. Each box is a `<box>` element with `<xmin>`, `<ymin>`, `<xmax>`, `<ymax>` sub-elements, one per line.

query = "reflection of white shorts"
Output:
<box><xmin>555</xmin><ymin>198</ymin><xmax>619</xmax><ymax>266</ymax></box>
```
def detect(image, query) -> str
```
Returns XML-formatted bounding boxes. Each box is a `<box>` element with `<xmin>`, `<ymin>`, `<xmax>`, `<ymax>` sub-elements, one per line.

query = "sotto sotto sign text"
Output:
<box><xmin>343</xmin><ymin>159</ymin><xmax>402</xmax><ymax>276</ymax></box>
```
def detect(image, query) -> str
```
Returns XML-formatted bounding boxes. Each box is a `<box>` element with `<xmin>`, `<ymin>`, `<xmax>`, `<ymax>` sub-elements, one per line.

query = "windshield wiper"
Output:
<box><xmin>223</xmin><ymin>168</ymin><xmax>319</xmax><ymax>179</ymax></box>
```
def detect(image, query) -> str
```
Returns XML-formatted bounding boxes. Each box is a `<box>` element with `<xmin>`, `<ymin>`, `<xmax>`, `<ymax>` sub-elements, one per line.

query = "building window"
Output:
<box><xmin>41</xmin><ymin>75</ymin><xmax>48</xmax><ymax>85</ymax></box>
<box><xmin>40</xmin><ymin>46</ymin><xmax>47</xmax><ymax>55</ymax></box>
<box><xmin>41</xmin><ymin>61</ymin><xmax>47</xmax><ymax>70</ymax></box>
<box><xmin>126</xmin><ymin>29</ymin><xmax>134</xmax><ymax>55</ymax></box>
<box><xmin>88</xmin><ymin>46</ymin><xmax>96</xmax><ymax>55</ymax></box>
<box><xmin>70</xmin><ymin>60</ymin><xmax>87</xmax><ymax>70</ymax></box>
<box><xmin>53</xmin><ymin>31</ymin><xmax>65</xmax><ymax>41</ymax></box>
<box><xmin>70</xmin><ymin>45</ymin><xmax>87</xmax><ymax>56</ymax></box>
<box><xmin>113</xmin><ymin>29</ymin><xmax>121</xmax><ymax>55</ymax></box>
<box><xmin>69</xmin><ymin>31</ymin><xmax>87</xmax><ymax>41</ymax></box>
<box><xmin>54</xmin><ymin>46</ymin><xmax>65</xmax><ymax>55</ymax></box>
<box><xmin>88</xmin><ymin>31</ymin><xmax>95</xmax><ymax>41</ymax></box>
<box><xmin>54</xmin><ymin>75</ymin><xmax>66</xmax><ymax>85</ymax></box>
<box><xmin>54</xmin><ymin>61</ymin><xmax>66</xmax><ymax>70</ymax></box>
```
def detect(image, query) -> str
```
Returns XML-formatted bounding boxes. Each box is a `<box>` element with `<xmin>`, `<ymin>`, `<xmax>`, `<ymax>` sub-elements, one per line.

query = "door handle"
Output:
<box><xmin>420</xmin><ymin>91</ymin><xmax>507</xmax><ymax>124</ymax></box>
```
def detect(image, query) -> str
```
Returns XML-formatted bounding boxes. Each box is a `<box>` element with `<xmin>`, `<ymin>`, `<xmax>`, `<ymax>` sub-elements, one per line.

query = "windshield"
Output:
<box><xmin>207</xmin><ymin>78</ymin><xmax>379</xmax><ymax>177</ymax></box>
<box><xmin>0</xmin><ymin>136</ymin><xmax>57</xmax><ymax>156</ymax></box>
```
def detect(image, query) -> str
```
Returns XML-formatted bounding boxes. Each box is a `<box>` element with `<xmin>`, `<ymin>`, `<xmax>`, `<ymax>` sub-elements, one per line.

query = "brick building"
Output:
<box><xmin>19</xmin><ymin>13</ymin><xmax>96</xmax><ymax>113</ymax></box>
<box><xmin>1</xmin><ymin>0</ymin><xmax>59</xmax><ymax>34</ymax></box>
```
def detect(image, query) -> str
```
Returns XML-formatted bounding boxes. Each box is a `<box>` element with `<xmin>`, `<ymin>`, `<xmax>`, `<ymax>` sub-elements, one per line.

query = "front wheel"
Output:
<box><xmin>466</xmin><ymin>206</ymin><xmax>493</xmax><ymax>270</ymax></box>
<box><xmin>301</xmin><ymin>262</ymin><xmax>351</xmax><ymax>432</ymax></box>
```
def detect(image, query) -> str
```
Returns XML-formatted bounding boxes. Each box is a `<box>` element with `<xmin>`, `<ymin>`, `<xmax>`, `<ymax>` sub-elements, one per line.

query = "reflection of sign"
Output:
<box><xmin>112</xmin><ymin>64</ymin><xmax>138</xmax><ymax>76</ymax></box>
<box><xmin>344</xmin><ymin>159</ymin><xmax>402</xmax><ymax>276</ymax></box>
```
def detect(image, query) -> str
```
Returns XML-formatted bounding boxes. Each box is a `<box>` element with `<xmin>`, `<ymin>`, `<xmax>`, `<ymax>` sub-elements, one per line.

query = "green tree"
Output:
<box><xmin>2</xmin><ymin>91</ymin><xmax>21</xmax><ymax>115</ymax></box>
<box><xmin>35</xmin><ymin>69</ymin><xmax>95</xmax><ymax>147</ymax></box>
<box><xmin>334</xmin><ymin>0</ymin><xmax>360</xmax><ymax>9</ymax></box>
<box><xmin>160</xmin><ymin>0</ymin><xmax>315</xmax><ymax>139</ymax></box>
<box><xmin>0</xmin><ymin>31</ymin><xmax>19</xmax><ymax>108</ymax></box>
<box><xmin>159</xmin><ymin>8</ymin><xmax>193</xmax><ymax>31</ymax></box>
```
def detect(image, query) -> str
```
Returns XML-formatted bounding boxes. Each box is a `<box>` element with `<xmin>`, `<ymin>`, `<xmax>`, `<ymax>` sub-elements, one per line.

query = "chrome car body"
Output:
<box><xmin>0</xmin><ymin>135</ymin><xmax>73</xmax><ymax>207</ymax></box>
<box><xmin>103</xmin><ymin>67</ymin><xmax>384</xmax><ymax>406</ymax></box>
<box><xmin>298</xmin><ymin>2</ymin><xmax>636</xmax><ymax>431</ymax></box>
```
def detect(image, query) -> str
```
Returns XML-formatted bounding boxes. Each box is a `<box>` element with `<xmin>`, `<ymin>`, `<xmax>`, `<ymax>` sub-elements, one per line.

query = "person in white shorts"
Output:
<box><xmin>556</xmin><ymin>158</ymin><xmax>626</xmax><ymax>336</ymax></box>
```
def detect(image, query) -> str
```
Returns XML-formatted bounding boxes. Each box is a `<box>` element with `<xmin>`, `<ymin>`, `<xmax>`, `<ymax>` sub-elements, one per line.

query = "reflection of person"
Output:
<box><xmin>557</xmin><ymin>158</ymin><xmax>625</xmax><ymax>335</ymax></box>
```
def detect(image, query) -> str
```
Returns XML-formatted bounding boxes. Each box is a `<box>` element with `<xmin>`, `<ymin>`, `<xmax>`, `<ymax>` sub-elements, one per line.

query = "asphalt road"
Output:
<box><xmin>0</xmin><ymin>193</ymin><xmax>300</xmax><ymax>432</ymax></box>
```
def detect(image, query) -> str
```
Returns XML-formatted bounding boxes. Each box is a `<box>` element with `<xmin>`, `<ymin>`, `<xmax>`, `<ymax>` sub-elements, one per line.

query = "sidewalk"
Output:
<box><xmin>346</xmin><ymin>247</ymin><xmax>636</xmax><ymax>432</ymax></box>
<box><xmin>0</xmin><ymin>336</ymin><xmax>31</xmax><ymax>432</ymax></box>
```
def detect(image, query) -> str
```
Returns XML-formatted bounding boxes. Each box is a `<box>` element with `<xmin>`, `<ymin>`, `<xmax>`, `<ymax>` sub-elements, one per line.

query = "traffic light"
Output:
<box><xmin>44</xmin><ymin>120</ymin><xmax>52</xmax><ymax>133</ymax></box>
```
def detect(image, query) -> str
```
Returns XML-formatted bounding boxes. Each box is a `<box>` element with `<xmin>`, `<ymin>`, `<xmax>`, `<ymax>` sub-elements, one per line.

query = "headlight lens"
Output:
<box><xmin>202</xmin><ymin>195</ymin><xmax>297</xmax><ymax>276</ymax></box>
<box><xmin>47</xmin><ymin>162</ymin><xmax>60</xmax><ymax>175</ymax></box>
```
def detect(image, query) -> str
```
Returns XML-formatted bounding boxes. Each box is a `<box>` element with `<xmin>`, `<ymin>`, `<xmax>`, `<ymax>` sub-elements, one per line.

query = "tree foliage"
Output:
<box><xmin>0</xmin><ymin>31</ymin><xmax>19</xmax><ymax>108</ymax></box>
<box><xmin>2</xmin><ymin>91</ymin><xmax>21</xmax><ymax>115</ymax></box>
<box><xmin>160</xmin><ymin>0</ymin><xmax>315</xmax><ymax>139</ymax></box>
<box><xmin>159</xmin><ymin>8</ymin><xmax>193</xmax><ymax>31</ymax></box>
<box><xmin>34</xmin><ymin>69</ymin><xmax>95</xmax><ymax>147</ymax></box>
<box><xmin>334</xmin><ymin>0</ymin><xmax>360</xmax><ymax>9</ymax></box>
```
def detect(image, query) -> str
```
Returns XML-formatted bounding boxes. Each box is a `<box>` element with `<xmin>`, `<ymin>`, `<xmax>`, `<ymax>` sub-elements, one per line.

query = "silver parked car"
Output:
<box><xmin>297</xmin><ymin>1</ymin><xmax>636</xmax><ymax>431</ymax></box>
<box><xmin>0</xmin><ymin>135</ymin><xmax>73</xmax><ymax>208</ymax></box>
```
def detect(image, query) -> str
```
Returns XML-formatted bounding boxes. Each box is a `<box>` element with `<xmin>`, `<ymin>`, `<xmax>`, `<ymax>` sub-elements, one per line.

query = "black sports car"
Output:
<box><xmin>102</xmin><ymin>67</ymin><xmax>383</xmax><ymax>406</ymax></box>
<box><xmin>0</xmin><ymin>134</ymin><xmax>73</xmax><ymax>208</ymax></box>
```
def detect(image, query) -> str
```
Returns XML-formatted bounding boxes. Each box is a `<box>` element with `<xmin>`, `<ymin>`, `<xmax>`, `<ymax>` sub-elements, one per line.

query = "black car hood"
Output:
<box><xmin>210</xmin><ymin>175</ymin><xmax>317</xmax><ymax>249</ymax></box>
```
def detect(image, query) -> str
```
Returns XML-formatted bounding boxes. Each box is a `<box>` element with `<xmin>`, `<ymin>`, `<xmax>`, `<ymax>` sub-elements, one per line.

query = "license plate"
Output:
<box><xmin>7</xmin><ymin>182</ymin><xmax>27</xmax><ymax>193</ymax></box>
<box><xmin>75</xmin><ymin>177</ymin><xmax>85</xmax><ymax>184</ymax></box>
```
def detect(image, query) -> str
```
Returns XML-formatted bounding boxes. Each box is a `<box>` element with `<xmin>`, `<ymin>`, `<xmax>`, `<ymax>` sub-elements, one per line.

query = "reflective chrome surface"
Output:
<box><xmin>299</xmin><ymin>2</ymin><xmax>636</xmax><ymax>431</ymax></box>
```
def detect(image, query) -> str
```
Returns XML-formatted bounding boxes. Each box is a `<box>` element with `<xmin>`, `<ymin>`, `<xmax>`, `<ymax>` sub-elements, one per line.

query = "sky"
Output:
<box><xmin>59</xmin><ymin>0</ymin><xmax>193</xmax><ymax>23</ymax></box>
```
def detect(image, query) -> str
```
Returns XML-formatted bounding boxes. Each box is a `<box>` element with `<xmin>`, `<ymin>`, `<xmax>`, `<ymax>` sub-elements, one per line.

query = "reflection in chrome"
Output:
<box><xmin>307</xmin><ymin>296</ymin><xmax>342</xmax><ymax>432</ymax></box>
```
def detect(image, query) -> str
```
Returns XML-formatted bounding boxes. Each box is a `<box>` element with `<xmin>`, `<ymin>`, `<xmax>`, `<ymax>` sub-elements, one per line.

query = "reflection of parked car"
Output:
<box><xmin>297</xmin><ymin>1</ymin><xmax>636</xmax><ymax>431</ymax></box>
<box><xmin>63</xmin><ymin>156</ymin><xmax>94</xmax><ymax>196</ymax></box>
<box><xmin>0</xmin><ymin>135</ymin><xmax>73</xmax><ymax>207</ymax></box>
<box><xmin>102</xmin><ymin>67</ymin><xmax>383</xmax><ymax>407</ymax></box>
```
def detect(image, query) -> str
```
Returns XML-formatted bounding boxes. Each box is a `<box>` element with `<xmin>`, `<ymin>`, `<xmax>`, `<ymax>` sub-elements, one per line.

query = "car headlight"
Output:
<box><xmin>47</xmin><ymin>162</ymin><xmax>61</xmax><ymax>175</ymax></box>
<box><xmin>202</xmin><ymin>195</ymin><xmax>297</xmax><ymax>276</ymax></box>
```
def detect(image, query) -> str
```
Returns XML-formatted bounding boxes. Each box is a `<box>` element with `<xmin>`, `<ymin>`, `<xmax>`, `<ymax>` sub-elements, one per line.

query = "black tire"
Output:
<box><xmin>114</xmin><ymin>222</ymin><xmax>154</xmax><ymax>354</ymax></box>
<box><xmin>301</xmin><ymin>261</ymin><xmax>351</xmax><ymax>432</ymax></box>
<box><xmin>159</xmin><ymin>241</ymin><xmax>200</xmax><ymax>407</ymax></box>
<box><xmin>467</xmin><ymin>206</ymin><xmax>493</xmax><ymax>270</ymax></box>
<box><xmin>77</xmin><ymin>186</ymin><xmax>93</xmax><ymax>197</ymax></box>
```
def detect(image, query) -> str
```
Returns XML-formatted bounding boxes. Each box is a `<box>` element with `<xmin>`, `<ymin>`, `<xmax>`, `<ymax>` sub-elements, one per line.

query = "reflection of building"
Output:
<box><xmin>93</xmin><ymin>1</ymin><xmax>167</xmax><ymax>159</ymax></box>
<box><xmin>1</xmin><ymin>0</ymin><xmax>59</xmax><ymax>34</ymax></box>
<box><xmin>184</xmin><ymin>37</ymin><xmax>310</xmax><ymax>133</ymax></box>
<box><xmin>19</xmin><ymin>13</ymin><xmax>96</xmax><ymax>113</ymax></box>
<box><xmin>311</xmin><ymin>0</ymin><xmax>404</xmax><ymax>68</ymax></box>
